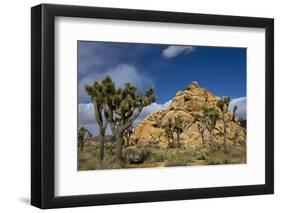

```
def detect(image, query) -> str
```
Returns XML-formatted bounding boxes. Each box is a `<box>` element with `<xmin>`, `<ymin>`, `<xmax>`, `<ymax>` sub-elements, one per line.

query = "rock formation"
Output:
<box><xmin>130</xmin><ymin>81</ymin><xmax>246</xmax><ymax>148</ymax></box>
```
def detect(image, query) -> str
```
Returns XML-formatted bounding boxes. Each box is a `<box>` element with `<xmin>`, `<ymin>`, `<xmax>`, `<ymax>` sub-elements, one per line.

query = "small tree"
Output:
<box><xmin>85</xmin><ymin>81</ymin><xmax>108</xmax><ymax>161</ymax></box>
<box><xmin>194</xmin><ymin>114</ymin><xmax>207</xmax><ymax>147</ymax></box>
<box><xmin>164</xmin><ymin>116</ymin><xmax>194</xmax><ymax>148</ymax></box>
<box><xmin>173</xmin><ymin>115</ymin><xmax>187</xmax><ymax>148</ymax></box>
<box><xmin>217</xmin><ymin>97</ymin><xmax>231</xmax><ymax>147</ymax></box>
<box><xmin>78</xmin><ymin>127</ymin><xmax>91</xmax><ymax>151</ymax></box>
<box><xmin>203</xmin><ymin>106</ymin><xmax>220</xmax><ymax>145</ymax></box>
<box><xmin>149</xmin><ymin>133</ymin><xmax>161</xmax><ymax>147</ymax></box>
<box><xmin>164</xmin><ymin>118</ymin><xmax>174</xmax><ymax>148</ymax></box>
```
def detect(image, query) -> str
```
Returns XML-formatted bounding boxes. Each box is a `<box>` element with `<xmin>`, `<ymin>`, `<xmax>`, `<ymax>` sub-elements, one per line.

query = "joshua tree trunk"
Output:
<box><xmin>106</xmin><ymin>106</ymin><xmax>143</xmax><ymax>162</ymax></box>
<box><xmin>93</xmin><ymin>102</ymin><xmax>108</xmax><ymax>162</ymax></box>
<box><xmin>223</xmin><ymin>122</ymin><xmax>227</xmax><ymax>147</ymax></box>
<box><xmin>222</xmin><ymin>114</ymin><xmax>227</xmax><ymax>147</ymax></box>
<box><xmin>176</xmin><ymin>132</ymin><xmax>181</xmax><ymax>148</ymax></box>
<box><xmin>99</xmin><ymin>130</ymin><xmax>105</xmax><ymax>161</ymax></box>
<box><xmin>210</xmin><ymin>131</ymin><xmax>214</xmax><ymax>145</ymax></box>
<box><xmin>171</xmin><ymin>135</ymin><xmax>175</xmax><ymax>147</ymax></box>
<box><xmin>80</xmin><ymin>141</ymin><xmax>84</xmax><ymax>152</ymax></box>
<box><xmin>116</xmin><ymin>134</ymin><xmax>123</xmax><ymax>161</ymax></box>
<box><xmin>201</xmin><ymin>134</ymin><xmax>206</xmax><ymax>147</ymax></box>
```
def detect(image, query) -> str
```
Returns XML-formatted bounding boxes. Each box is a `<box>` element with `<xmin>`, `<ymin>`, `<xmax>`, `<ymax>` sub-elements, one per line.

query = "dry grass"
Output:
<box><xmin>78</xmin><ymin>142</ymin><xmax>246</xmax><ymax>170</ymax></box>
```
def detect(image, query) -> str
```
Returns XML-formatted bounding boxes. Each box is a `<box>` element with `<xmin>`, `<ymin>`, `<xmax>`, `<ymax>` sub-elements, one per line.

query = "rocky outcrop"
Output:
<box><xmin>131</xmin><ymin>81</ymin><xmax>246</xmax><ymax>148</ymax></box>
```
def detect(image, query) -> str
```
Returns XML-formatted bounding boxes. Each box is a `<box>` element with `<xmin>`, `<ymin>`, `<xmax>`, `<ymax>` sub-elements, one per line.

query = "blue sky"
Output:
<box><xmin>78</xmin><ymin>41</ymin><xmax>246</xmax><ymax>104</ymax></box>
<box><xmin>78</xmin><ymin>41</ymin><xmax>246</xmax><ymax>135</ymax></box>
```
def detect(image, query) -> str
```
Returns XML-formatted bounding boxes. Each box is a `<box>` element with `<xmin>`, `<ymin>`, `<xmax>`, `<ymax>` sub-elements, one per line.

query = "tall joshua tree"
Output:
<box><xmin>217</xmin><ymin>96</ymin><xmax>231</xmax><ymax>146</ymax></box>
<box><xmin>173</xmin><ymin>115</ymin><xmax>187</xmax><ymax>148</ymax></box>
<box><xmin>85</xmin><ymin>82</ymin><xmax>108</xmax><ymax>161</ymax></box>
<box><xmin>203</xmin><ymin>106</ymin><xmax>220</xmax><ymax>145</ymax></box>
<box><xmin>194</xmin><ymin>114</ymin><xmax>207</xmax><ymax>147</ymax></box>
<box><xmin>164</xmin><ymin>116</ymin><xmax>193</xmax><ymax>148</ymax></box>
<box><xmin>164</xmin><ymin>118</ymin><xmax>174</xmax><ymax>147</ymax></box>
<box><xmin>101</xmin><ymin>76</ymin><xmax>156</xmax><ymax>162</ymax></box>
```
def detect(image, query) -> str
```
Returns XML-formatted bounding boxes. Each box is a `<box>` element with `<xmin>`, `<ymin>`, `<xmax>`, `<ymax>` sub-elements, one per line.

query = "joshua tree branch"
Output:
<box><xmin>121</xmin><ymin>107</ymin><xmax>142</xmax><ymax>133</ymax></box>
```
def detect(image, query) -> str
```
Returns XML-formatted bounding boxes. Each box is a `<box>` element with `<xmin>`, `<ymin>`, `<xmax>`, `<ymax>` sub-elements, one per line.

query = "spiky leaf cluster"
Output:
<box><xmin>217</xmin><ymin>96</ymin><xmax>231</xmax><ymax>113</ymax></box>
<box><xmin>194</xmin><ymin>113</ymin><xmax>205</xmax><ymax>131</ymax></box>
<box><xmin>203</xmin><ymin>106</ymin><xmax>220</xmax><ymax>130</ymax></box>
<box><xmin>78</xmin><ymin>126</ymin><xmax>91</xmax><ymax>142</ymax></box>
<box><xmin>173</xmin><ymin>115</ymin><xmax>187</xmax><ymax>134</ymax></box>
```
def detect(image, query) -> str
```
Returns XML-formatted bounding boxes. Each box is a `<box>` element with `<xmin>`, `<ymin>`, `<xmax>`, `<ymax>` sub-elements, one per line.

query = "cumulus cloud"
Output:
<box><xmin>78</xmin><ymin>103</ymin><xmax>99</xmax><ymax>135</ymax></box>
<box><xmin>78</xmin><ymin>100</ymin><xmax>172</xmax><ymax>136</ymax></box>
<box><xmin>133</xmin><ymin>100</ymin><xmax>172</xmax><ymax>126</ymax></box>
<box><xmin>78</xmin><ymin>42</ymin><xmax>156</xmax><ymax>103</ymax></box>
<box><xmin>78</xmin><ymin>103</ymin><xmax>95</xmax><ymax>125</ymax></box>
<box><xmin>78</xmin><ymin>42</ymin><xmax>148</xmax><ymax>78</ymax></box>
<box><xmin>79</xmin><ymin>64</ymin><xmax>153</xmax><ymax>103</ymax></box>
<box><xmin>229</xmin><ymin>97</ymin><xmax>247</xmax><ymax>119</ymax></box>
<box><xmin>162</xmin><ymin>45</ymin><xmax>195</xmax><ymax>59</ymax></box>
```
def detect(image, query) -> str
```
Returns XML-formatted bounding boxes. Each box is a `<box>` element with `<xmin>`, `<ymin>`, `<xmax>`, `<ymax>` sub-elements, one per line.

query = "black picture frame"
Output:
<box><xmin>31</xmin><ymin>3</ymin><xmax>274</xmax><ymax>209</ymax></box>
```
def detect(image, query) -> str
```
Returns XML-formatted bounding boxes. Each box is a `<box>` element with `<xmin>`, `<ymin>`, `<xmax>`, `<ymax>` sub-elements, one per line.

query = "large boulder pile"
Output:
<box><xmin>130</xmin><ymin>81</ymin><xmax>246</xmax><ymax>148</ymax></box>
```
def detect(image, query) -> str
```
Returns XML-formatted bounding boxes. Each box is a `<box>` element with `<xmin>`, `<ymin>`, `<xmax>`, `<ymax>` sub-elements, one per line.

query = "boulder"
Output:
<box><xmin>123</xmin><ymin>146</ymin><xmax>146</xmax><ymax>164</ymax></box>
<box><xmin>131</xmin><ymin>81</ymin><xmax>246</xmax><ymax>148</ymax></box>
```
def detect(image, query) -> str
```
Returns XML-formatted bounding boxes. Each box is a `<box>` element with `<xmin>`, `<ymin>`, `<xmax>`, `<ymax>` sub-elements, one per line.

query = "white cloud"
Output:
<box><xmin>133</xmin><ymin>100</ymin><xmax>172</xmax><ymax>127</ymax></box>
<box><xmin>229</xmin><ymin>97</ymin><xmax>247</xmax><ymax>119</ymax></box>
<box><xmin>105</xmin><ymin>64</ymin><xmax>152</xmax><ymax>88</ymax></box>
<box><xmin>78</xmin><ymin>100</ymin><xmax>172</xmax><ymax>136</ymax></box>
<box><xmin>78</xmin><ymin>103</ymin><xmax>95</xmax><ymax>125</ymax></box>
<box><xmin>79</xmin><ymin>64</ymin><xmax>153</xmax><ymax>103</ymax></box>
<box><xmin>162</xmin><ymin>45</ymin><xmax>195</xmax><ymax>59</ymax></box>
<box><xmin>78</xmin><ymin>103</ymin><xmax>99</xmax><ymax>135</ymax></box>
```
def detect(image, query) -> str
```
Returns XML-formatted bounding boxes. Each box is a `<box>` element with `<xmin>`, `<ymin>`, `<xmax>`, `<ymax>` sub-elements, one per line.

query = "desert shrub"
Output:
<box><xmin>78</xmin><ymin>143</ymin><xmax>124</xmax><ymax>170</ymax></box>
<box><xmin>123</xmin><ymin>146</ymin><xmax>146</xmax><ymax>164</ymax></box>
<box><xmin>143</xmin><ymin>147</ymin><xmax>165</xmax><ymax>163</ymax></box>
<box><xmin>148</xmin><ymin>140</ymin><xmax>160</xmax><ymax>149</ymax></box>
<box><xmin>167</xmin><ymin>142</ymin><xmax>177</xmax><ymax>149</ymax></box>
<box><xmin>194</xmin><ymin>147</ymin><xmax>209</xmax><ymax>160</ymax></box>
<box><xmin>206</xmin><ymin>144</ymin><xmax>246</xmax><ymax>165</ymax></box>
<box><xmin>78</xmin><ymin>142</ymin><xmax>246</xmax><ymax>170</ymax></box>
<box><xmin>164</xmin><ymin>149</ymin><xmax>194</xmax><ymax>167</ymax></box>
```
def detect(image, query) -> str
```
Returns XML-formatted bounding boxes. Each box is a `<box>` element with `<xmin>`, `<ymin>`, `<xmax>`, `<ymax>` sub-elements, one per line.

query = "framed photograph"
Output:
<box><xmin>31</xmin><ymin>4</ymin><xmax>274</xmax><ymax>209</ymax></box>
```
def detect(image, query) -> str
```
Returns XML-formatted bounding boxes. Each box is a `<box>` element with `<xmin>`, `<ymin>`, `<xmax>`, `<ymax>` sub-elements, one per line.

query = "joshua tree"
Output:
<box><xmin>203</xmin><ymin>106</ymin><xmax>220</xmax><ymax>145</ymax></box>
<box><xmin>194</xmin><ymin>113</ymin><xmax>207</xmax><ymax>147</ymax></box>
<box><xmin>164</xmin><ymin>118</ymin><xmax>174</xmax><ymax>147</ymax></box>
<box><xmin>101</xmin><ymin>76</ymin><xmax>156</xmax><ymax>162</ymax></box>
<box><xmin>88</xmin><ymin>131</ymin><xmax>93</xmax><ymax>139</ymax></box>
<box><xmin>124</xmin><ymin>127</ymin><xmax>133</xmax><ymax>147</ymax></box>
<box><xmin>173</xmin><ymin>115</ymin><xmax>187</xmax><ymax>148</ymax></box>
<box><xmin>149</xmin><ymin>133</ymin><xmax>161</xmax><ymax>147</ymax></box>
<box><xmin>85</xmin><ymin>81</ymin><xmax>108</xmax><ymax>161</ymax></box>
<box><xmin>232</xmin><ymin>127</ymin><xmax>241</xmax><ymax>145</ymax></box>
<box><xmin>217</xmin><ymin>96</ymin><xmax>231</xmax><ymax>146</ymax></box>
<box><xmin>78</xmin><ymin>127</ymin><xmax>91</xmax><ymax>151</ymax></box>
<box><xmin>164</xmin><ymin>115</ymin><xmax>194</xmax><ymax>148</ymax></box>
